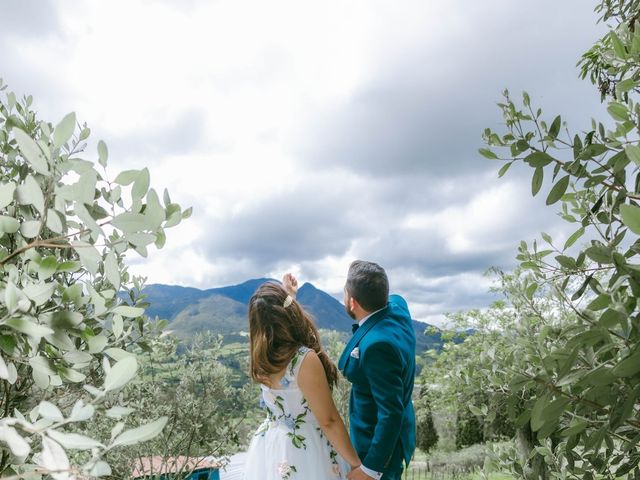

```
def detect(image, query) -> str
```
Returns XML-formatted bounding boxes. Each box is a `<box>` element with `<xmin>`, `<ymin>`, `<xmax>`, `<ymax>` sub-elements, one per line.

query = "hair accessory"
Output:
<box><xmin>283</xmin><ymin>295</ymin><xmax>294</xmax><ymax>308</ymax></box>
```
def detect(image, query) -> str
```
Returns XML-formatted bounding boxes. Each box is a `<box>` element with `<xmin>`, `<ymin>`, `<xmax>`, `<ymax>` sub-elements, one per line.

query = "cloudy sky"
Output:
<box><xmin>2</xmin><ymin>0</ymin><xmax>608</xmax><ymax>325</ymax></box>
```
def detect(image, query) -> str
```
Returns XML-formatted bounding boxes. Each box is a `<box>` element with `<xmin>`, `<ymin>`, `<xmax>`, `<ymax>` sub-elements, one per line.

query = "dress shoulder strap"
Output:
<box><xmin>287</xmin><ymin>346</ymin><xmax>313</xmax><ymax>381</ymax></box>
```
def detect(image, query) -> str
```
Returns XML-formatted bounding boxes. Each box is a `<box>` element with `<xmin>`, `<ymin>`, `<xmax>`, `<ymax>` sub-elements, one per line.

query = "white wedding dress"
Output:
<box><xmin>243</xmin><ymin>346</ymin><xmax>350</xmax><ymax>480</ymax></box>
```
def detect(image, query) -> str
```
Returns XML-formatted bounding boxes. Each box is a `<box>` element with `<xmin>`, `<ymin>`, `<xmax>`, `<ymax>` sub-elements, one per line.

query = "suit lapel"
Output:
<box><xmin>338</xmin><ymin>306</ymin><xmax>388</xmax><ymax>372</ymax></box>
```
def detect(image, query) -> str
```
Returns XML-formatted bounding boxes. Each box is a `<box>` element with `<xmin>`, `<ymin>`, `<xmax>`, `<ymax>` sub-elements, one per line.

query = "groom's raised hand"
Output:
<box><xmin>347</xmin><ymin>467</ymin><xmax>374</xmax><ymax>480</ymax></box>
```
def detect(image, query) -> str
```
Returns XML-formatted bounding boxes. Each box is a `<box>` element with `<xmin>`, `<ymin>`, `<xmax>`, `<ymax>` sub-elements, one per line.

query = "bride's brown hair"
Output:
<box><xmin>248</xmin><ymin>282</ymin><xmax>339</xmax><ymax>388</ymax></box>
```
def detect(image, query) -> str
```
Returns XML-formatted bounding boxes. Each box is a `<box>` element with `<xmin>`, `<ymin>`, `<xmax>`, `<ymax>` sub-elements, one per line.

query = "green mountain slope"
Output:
<box><xmin>142</xmin><ymin>279</ymin><xmax>445</xmax><ymax>354</ymax></box>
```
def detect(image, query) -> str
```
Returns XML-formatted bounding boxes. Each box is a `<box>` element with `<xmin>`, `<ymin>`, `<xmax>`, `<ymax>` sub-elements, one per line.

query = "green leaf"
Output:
<box><xmin>555</xmin><ymin>255</ymin><xmax>577</xmax><ymax>270</ymax></box>
<box><xmin>525</xmin><ymin>283</ymin><xmax>538</xmax><ymax>300</ymax></box>
<box><xmin>111</xmin><ymin>213</ymin><xmax>146</xmax><ymax>233</ymax></box>
<box><xmin>60</xmin><ymin>367</ymin><xmax>86</xmax><ymax>383</ymax></box>
<box><xmin>104</xmin><ymin>251</ymin><xmax>120</xmax><ymax>290</ymax></box>
<box><xmin>586</xmin><ymin>294</ymin><xmax>610</xmax><ymax>311</ymax></box>
<box><xmin>585</xmin><ymin>245</ymin><xmax>613</xmax><ymax>264</ymax></box>
<box><xmin>114</xmin><ymin>169</ymin><xmax>139</xmax><ymax>186</ymax></box>
<box><xmin>144</xmin><ymin>189</ymin><xmax>166</xmax><ymax>229</ymax></box>
<box><xmin>546</xmin><ymin>175</ymin><xmax>570</xmax><ymax>205</ymax></box>
<box><xmin>620</xmin><ymin>204</ymin><xmax>640</xmax><ymax>234</ymax></box>
<box><xmin>51</xmin><ymin>311</ymin><xmax>84</xmax><ymax>329</ymax></box>
<box><xmin>74</xmin><ymin>203</ymin><xmax>101</xmax><ymax>234</ymax></box>
<box><xmin>5</xmin><ymin>317</ymin><xmax>54</xmax><ymax>337</ymax></box>
<box><xmin>580</xmin><ymin>143</ymin><xmax>608</xmax><ymax>159</ymax></box>
<box><xmin>497</xmin><ymin>162</ymin><xmax>512</xmax><ymax>178</ymax></box>
<box><xmin>112</xmin><ymin>416</ymin><xmax>168</xmax><ymax>447</ymax></box>
<box><xmin>581</xmin><ymin>366</ymin><xmax>616</xmax><ymax>386</ymax></box>
<box><xmin>104</xmin><ymin>356</ymin><xmax>138</xmax><ymax>391</ymax></box>
<box><xmin>20</xmin><ymin>220</ymin><xmax>40</xmax><ymax>238</ymax></box>
<box><xmin>561</xmin><ymin>419</ymin><xmax>588</xmax><ymax>437</ymax></box>
<box><xmin>612</xmin><ymin>351</ymin><xmax>640</xmax><ymax>377</ymax></box>
<box><xmin>564</xmin><ymin>227</ymin><xmax>585</xmax><ymax>250</ymax></box>
<box><xmin>38</xmin><ymin>400</ymin><xmax>64</xmax><ymax>422</ymax></box>
<box><xmin>616</xmin><ymin>78</ymin><xmax>636</xmax><ymax>94</ymax></box>
<box><xmin>53</xmin><ymin>112</ymin><xmax>76</xmax><ymax>148</ymax></box>
<box><xmin>69</xmin><ymin>400</ymin><xmax>95</xmax><ymax>422</ymax></box>
<box><xmin>112</xmin><ymin>305</ymin><xmax>144</xmax><ymax>318</ymax></box>
<box><xmin>105</xmin><ymin>406</ymin><xmax>134</xmax><ymax>419</ymax></box>
<box><xmin>610</xmin><ymin>31</ymin><xmax>627</xmax><ymax>59</ymax></box>
<box><xmin>72</xmin><ymin>241</ymin><xmax>101</xmax><ymax>275</ymax></box>
<box><xmin>126</xmin><ymin>232</ymin><xmax>156</xmax><ymax>247</ymax></box>
<box><xmin>45</xmin><ymin>208</ymin><xmax>63</xmax><ymax>234</ymax></box>
<box><xmin>63</xmin><ymin>350</ymin><xmax>92</xmax><ymax>365</ymax></box>
<box><xmin>624</xmin><ymin>145</ymin><xmax>640</xmax><ymax>166</ymax></box>
<box><xmin>154</xmin><ymin>228</ymin><xmax>166</xmax><ymax>249</ymax></box>
<box><xmin>87</xmin><ymin>335</ymin><xmax>108</xmax><ymax>354</ymax></box>
<box><xmin>532</xmin><ymin>167</ymin><xmax>544</xmax><ymax>196</ymax></box>
<box><xmin>76</xmin><ymin>170</ymin><xmax>97</xmax><ymax>205</ymax></box>
<box><xmin>88</xmin><ymin>461</ymin><xmax>111</xmax><ymax>477</ymax></box>
<box><xmin>0</xmin><ymin>182</ymin><xmax>16</xmax><ymax>209</ymax></box>
<box><xmin>543</xmin><ymin>397</ymin><xmax>570</xmax><ymax>425</ymax></box>
<box><xmin>104</xmin><ymin>348</ymin><xmax>134</xmax><ymax>361</ymax></box>
<box><xmin>97</xmin><ymin>140</ymin><xmax>108</xmax><ymax>167</ymax></box>
<box><xmin>132</xmin><ymin>167</ymin><xmax>150</xmax><ymax>199</ymax></box>
<box><xmin>525</xmin><ymin>151</ymin><xmax>555</xmax><ymax>168</ymax></box>
<box><xmin>531</xmin><ymin>395</ymin><xmax>549</xmax><ymax>431</ymax></box>
<box><xmin>23</xmin><ymin>282</ymin><xmax>54</xmax><ymax>307</ymax></box>
<box><xmin>479</xmin><ymin>148</ymin><xmax>498</xmax><ymax>159</ymax></box>
<box><xmin>608</xmin><ymin>101</ymin><xmax>629</xmax><ymax>122</ymax></box>
<box><xmin>0</xmin><ymin>215</ymin><xmax>20</xmax><ymax>234</ymax></box>
<box><xmin>598</xmin><ymin>308</ymin><xmax>625</xmax><ymax>328</ymax></box>
<box><xmin>4</xmin><ymin>282</ymin><xmax>18</xmax><ymax>312</ymax></box>
<box><xmin>16</xmin><ymin>175</ymin><xmax>45</xmax><ymax>214</ymax></box>
<box><xmin>13</xmin><ymin>128</ymin><xmax>49</xmax><ymax>174</ymax></box>
<box><xmin>38</xmin><ymin>255</ymin><xmax>59</xmax><ymax>280</ymax></box>
<box><xmin>47</xmin><ymin>430</ymin><xmax>102</xmax><ymax>450</ymax></box>
<box><xmin>548</xmin><ymin>115</ymin><xmax>561</xmax><ymax>140</ymax></box>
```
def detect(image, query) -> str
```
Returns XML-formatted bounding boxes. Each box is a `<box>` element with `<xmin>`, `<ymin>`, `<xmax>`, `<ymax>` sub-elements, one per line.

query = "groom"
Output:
<box><xmin>339</xmin><ymin>261</ymin><xmax>416</xmax><ymax>480</ymax></box>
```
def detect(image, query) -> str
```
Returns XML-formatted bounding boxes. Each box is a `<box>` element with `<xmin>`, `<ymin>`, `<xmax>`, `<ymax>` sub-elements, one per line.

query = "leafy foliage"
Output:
<box><xmin>0</xmin><ymin>80</ymin><xmax>189</xmax><ymax>478</ymax></box>
<box><xmin>472</xmin><ymin>1</ymin><xmax>640</xmax><ymax>477</ymax></box>
<box><xmin>77</xmin><ymin>333</ymin><xmax>253</xmax><ymax>479</ymax></box>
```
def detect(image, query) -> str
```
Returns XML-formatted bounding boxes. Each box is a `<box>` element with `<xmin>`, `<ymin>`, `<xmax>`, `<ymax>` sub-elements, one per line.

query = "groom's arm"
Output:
<box><xmin>360</xmin><ymin>340</ymin><xmax>405</xmax><ymax>473</ymax></box>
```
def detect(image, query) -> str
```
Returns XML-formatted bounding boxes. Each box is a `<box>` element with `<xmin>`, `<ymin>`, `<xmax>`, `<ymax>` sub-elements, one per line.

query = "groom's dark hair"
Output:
<box><xmin>346</xmin><ymin>260</ymin><xmax>389</xmax><ymax>312</ymax></box>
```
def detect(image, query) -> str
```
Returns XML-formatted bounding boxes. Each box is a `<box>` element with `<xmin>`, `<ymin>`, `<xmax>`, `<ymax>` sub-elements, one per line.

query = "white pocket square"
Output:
<box><xmin>350</xmin><ymin>347</ymin><xmax>360</xmax><ymax>359</ymax></box>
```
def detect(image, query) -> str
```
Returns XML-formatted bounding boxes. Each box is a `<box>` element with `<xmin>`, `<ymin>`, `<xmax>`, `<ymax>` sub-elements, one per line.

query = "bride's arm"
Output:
<box><xmin>298</xmin><ymin>351</ymin><xmax>361</xmax><ymax>469</ymax></box>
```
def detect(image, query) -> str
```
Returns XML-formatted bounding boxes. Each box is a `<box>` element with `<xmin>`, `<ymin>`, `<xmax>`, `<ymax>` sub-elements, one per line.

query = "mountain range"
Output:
<box><xmin>141</xmin><ymin>279</ymin><xmax>445</xmax><ymax>354</ymax></box>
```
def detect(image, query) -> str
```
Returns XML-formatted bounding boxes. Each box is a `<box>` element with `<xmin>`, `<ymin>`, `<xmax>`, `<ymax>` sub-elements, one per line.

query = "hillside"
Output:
<box><xmin>141</xmin><ymin>279</ymin><xmax>444</xmax><ymax>354</ymax></box>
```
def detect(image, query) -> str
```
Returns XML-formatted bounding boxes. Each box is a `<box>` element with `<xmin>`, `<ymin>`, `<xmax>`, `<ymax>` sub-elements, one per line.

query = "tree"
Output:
<box><xmin>0</xmin><ymin>79</ymin><xmax>189</xmax><ymax>478</ymax></box>
<box><xmin>455</xmin><ymin>406</ymin><xmax>484</xmax><ymax>451</ymax></box>
<box><xmin>77</xmin><ymin>332</ymin><xmax>253</xmax><ymax>479</ymax></box>
<box><xmin>415</xmin><ymin>386</ymin><xmax>439</xmax><ymax>453</ymax></box>
<box><xmin>474</xmin><ymin>1</ymin><xmax>640</xmax><ymax>477</ymax></box>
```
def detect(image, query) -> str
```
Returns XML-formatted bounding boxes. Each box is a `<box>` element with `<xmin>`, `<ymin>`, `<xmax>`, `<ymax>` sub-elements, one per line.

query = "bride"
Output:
<box><xmin>243</xmin><ymin>274</ymin><xmax>361</xmax><ymax>479</ymax></box>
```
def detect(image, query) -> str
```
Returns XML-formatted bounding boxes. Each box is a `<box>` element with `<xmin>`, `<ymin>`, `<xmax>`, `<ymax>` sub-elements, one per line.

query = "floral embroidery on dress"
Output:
<box><xmin>278</xmin><ymin>461</ymin><xmax>297</xmax><ymax>479</ymax></box>
<box><xmin>247</xmin><ymin>345</ymin><xmax>346</xmax><ymax>479</ymax></box>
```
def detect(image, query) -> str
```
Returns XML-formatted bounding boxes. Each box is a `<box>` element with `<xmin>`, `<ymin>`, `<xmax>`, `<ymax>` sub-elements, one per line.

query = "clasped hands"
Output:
<box><xmin>347</xmin><ymin>466</ymin><xmax>373</xmax><ymax>480</ymax></box>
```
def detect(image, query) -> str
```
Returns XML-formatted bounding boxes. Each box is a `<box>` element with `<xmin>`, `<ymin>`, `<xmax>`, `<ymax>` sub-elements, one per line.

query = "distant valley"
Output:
<box><xmin>141</xmin><ymin>278</ymin><xmax>445</xmax><ymax>355</ymax></box>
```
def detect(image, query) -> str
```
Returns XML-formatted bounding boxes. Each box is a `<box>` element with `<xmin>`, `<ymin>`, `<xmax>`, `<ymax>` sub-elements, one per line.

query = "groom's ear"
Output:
<box><xmin>350</xmin><ymin>297</ymin><xmax>360</xmax><ymax>312</ymax></box>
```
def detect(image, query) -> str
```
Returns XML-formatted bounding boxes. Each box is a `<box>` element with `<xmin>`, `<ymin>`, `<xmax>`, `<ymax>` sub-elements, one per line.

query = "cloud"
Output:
<box><xmin>1</xmin><ymin>0</ymin><xmax>60</xmax><ymax>38</ymax></box>
<box><xmin>1</xmin><ymin>0</ymin><xmax>611</xmax><ymax>326</ymax></box>
<box><xmin>290</xmin><ymin>0</ymin><xmax>607</xmax><ymax>178</ymax></box>
<box><xmin>107</xmin><ymin>108</ymin><xmax>208</xmax><ymax>159</ymax></box>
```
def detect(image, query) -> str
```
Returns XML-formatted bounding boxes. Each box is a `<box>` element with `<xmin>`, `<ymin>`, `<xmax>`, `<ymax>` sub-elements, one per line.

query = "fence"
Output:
<box><xmin>402</xmin><ymin>462</ymin><xmax>477</xmax><ymax>480</ymax></box>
